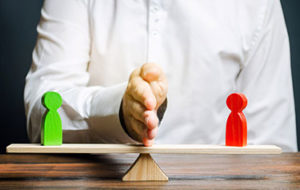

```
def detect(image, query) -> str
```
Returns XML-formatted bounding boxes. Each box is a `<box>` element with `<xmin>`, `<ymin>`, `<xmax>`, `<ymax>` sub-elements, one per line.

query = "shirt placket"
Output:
<box><xmin>147</xmin><ymin>0</ymin><xmax>163</xmax><ymax>64</ymax></box>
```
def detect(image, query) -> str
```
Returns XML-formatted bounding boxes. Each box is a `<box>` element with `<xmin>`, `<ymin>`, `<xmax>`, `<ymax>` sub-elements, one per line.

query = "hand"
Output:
<box><xmin>122</xmin><ymin>63</ymin><xmax>168</xmax><ymax>146</ymax></box>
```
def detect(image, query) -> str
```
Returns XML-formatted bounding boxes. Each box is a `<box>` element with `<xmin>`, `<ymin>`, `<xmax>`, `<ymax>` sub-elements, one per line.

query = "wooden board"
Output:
<box><xmin>6</xmin><ymin>144</ymin><xmax>281</xmax><ymax>154</ymax></box>
<box><xmin>122</xmin><ymin>153</ymin><xmax>169</xmax><ymax>181</ymax></box>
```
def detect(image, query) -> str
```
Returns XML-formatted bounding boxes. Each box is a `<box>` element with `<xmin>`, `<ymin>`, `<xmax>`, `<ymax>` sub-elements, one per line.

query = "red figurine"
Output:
<box><xmin>226</xmin><ymin>93</ymin><xmax>247</xmax><ymax>147</ymax></box>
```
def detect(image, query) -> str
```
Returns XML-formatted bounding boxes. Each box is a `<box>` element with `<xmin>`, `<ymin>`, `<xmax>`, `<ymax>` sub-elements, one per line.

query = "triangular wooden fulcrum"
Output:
<box><xmin>122</xmin><ymin>153</ymin><xmax>168</xmax><ymax>181</ymax></box>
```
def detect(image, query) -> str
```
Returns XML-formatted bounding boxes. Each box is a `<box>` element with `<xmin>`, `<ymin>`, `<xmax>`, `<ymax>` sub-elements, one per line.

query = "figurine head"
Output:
<box><xmin>42</xmin><ymin>91</ymin><xmax>62</xmax><ymax>110</ymax></box>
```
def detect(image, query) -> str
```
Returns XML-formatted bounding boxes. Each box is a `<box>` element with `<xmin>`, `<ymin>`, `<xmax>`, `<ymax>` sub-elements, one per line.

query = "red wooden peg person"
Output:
<box><xmin>226</xmin><ymin>93</ymin><xmax>248</xmax><ymax>147</ymax></box>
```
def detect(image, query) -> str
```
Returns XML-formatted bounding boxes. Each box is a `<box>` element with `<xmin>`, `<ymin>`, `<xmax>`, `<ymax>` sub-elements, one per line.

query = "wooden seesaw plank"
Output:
<box><xmin>6</xmin><ymin>144</ymin><xmax>281</xmax><ymax>154</ymax></box>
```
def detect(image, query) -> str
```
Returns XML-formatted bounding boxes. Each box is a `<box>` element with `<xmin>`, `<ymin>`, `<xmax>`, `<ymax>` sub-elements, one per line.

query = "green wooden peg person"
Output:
<box><xmin>41</xmin><ymin>91</ymin><xmax>63</xmax><ymax>146</ymax></box>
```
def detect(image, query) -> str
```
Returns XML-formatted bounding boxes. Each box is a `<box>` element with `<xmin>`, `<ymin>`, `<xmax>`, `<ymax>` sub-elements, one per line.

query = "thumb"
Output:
<box><xmin>140</xmin><ymin>63</ymin><xmax>163</xmax><ymax>82</ymax></box>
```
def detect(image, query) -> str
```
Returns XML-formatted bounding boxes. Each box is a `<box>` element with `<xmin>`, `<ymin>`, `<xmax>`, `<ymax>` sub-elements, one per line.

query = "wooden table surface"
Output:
<box><xmin>0</xmin><ymin>153</ymin><xmax>299</xmax><ymax>189</ymax></box>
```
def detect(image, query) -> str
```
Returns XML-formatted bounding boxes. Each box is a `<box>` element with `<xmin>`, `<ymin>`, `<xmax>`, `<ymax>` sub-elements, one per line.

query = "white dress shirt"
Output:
<box><xmin>24</xmin><ymin>0</ymin><xmax>298</xmax><ymax>151</ymax></box>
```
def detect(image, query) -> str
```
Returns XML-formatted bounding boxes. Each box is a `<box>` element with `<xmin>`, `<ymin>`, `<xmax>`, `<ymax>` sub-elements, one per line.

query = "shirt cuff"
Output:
<box><xmin>88</xmin><ymin>82</ymin><xmax>139</xmax><ymax>144</ymax></box>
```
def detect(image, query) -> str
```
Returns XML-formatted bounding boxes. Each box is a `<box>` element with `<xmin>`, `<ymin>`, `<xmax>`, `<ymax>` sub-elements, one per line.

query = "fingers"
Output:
<box><xmin>127</xmin><ymin>114</ymin><xmax>158</xmax><ymax>142</ymax></box>
<box><xmin>123</xmin><ymin>63</ymin><xmax>167</xmax><ymax>147</ymax></box>
<box><xmin>127</xmin><ymin>77</ymin><xmax>156</xmax><ymax>110</ymax></box>
<box><xmin>127</xmin><ymin>116</ymin><xmax>147</xmax><ymax>142</ymax></box>
<box><xmin>144</xmin><ymin>110</ymin><xmax>159</xmax><ymax>130</ymax></box>
<box><xmin>123</xmin><ymin>96</ymin><xmax>159</xmax><ymax>139</ymax></box>
<box><xmin>143</xmin><ymin>137</ymin><xmax>154</xmax><ymax>147</ymax></box>
<box><xmin>126</xmin><ymin>95</ymin><xmax>146</xmax><ymax>123</ymax></box>
<box><xmin>125</xmin><ymin>96</ymin><xmax>159</xmax><ymax>129</ymax></box>
<box><xmin>128</xmin><ymin>63</ymin><xmax>168</xmax><ymax>110</ymax></box>
<box><xmin>149</xmin><ymin>80</ymin><xmax>168</xmax><ymax>109</ymax></box>
<box><xmin>147</xmin><ymin>126</ymin><xmax>158</xmax><ymax>139</ymax></box>
<box><xmin>140</xmin><ymin>63</ymin><xmax>168</xmax><ymax>109</ymax></box>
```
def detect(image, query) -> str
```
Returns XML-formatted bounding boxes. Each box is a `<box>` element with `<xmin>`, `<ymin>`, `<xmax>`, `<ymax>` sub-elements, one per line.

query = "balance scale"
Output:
<box><xmin>6</xmin><ymin>143</ymin><xmax>281</xmax><ymax>181</ymax></box>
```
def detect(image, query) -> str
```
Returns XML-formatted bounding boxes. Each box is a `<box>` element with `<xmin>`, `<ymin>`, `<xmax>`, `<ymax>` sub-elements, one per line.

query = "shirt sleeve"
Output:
<box><xmin>24</xmin><ymin>0</ymin><xmax>138</xmax><ymax>144</ymax></box>
<box><xmin>236</xmin><ymin>0</ymin><xmax>297</xmax><ymax>151</ymax></box>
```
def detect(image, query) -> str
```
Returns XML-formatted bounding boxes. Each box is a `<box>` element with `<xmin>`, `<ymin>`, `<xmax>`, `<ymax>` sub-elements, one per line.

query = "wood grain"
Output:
<box><xmin>6</xmin><ymin>143</ymin><xmax>282</xmax><ymax>154</ymax></box>
<box><xmin>122</xmin><ymin>153</ymin><xmax>168</xmax><ymax>181</ymax></box>
<box><xmin>0</xmin><ymin>153</ymin><xmax>299</xmax><ymax>189</ymax></box>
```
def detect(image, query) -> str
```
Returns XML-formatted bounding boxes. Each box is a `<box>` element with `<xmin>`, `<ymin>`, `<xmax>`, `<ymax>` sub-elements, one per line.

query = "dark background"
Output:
<box><xmin>0</xmin><ymin>1</ymin><xmax>299</xmax><ymax>153</ymax></box>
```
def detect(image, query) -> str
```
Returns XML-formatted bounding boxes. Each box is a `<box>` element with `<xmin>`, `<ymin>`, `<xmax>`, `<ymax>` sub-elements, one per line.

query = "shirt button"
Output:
<box><xmin>151</xmin><ymin>7</ymin><xmax>159</xmax><ymax>13</ymax></box>
<box><xmin>152</xmin><ymin>30</ymin><xmax>159</xmax><ymax>36</ymax></box>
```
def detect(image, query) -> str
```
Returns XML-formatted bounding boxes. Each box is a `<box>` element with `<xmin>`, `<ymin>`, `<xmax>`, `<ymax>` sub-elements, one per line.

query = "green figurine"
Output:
<box><xmin>41</xmin><ymin>91</ymin><xmax>63</xmax><ymax>146</ymax></box>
